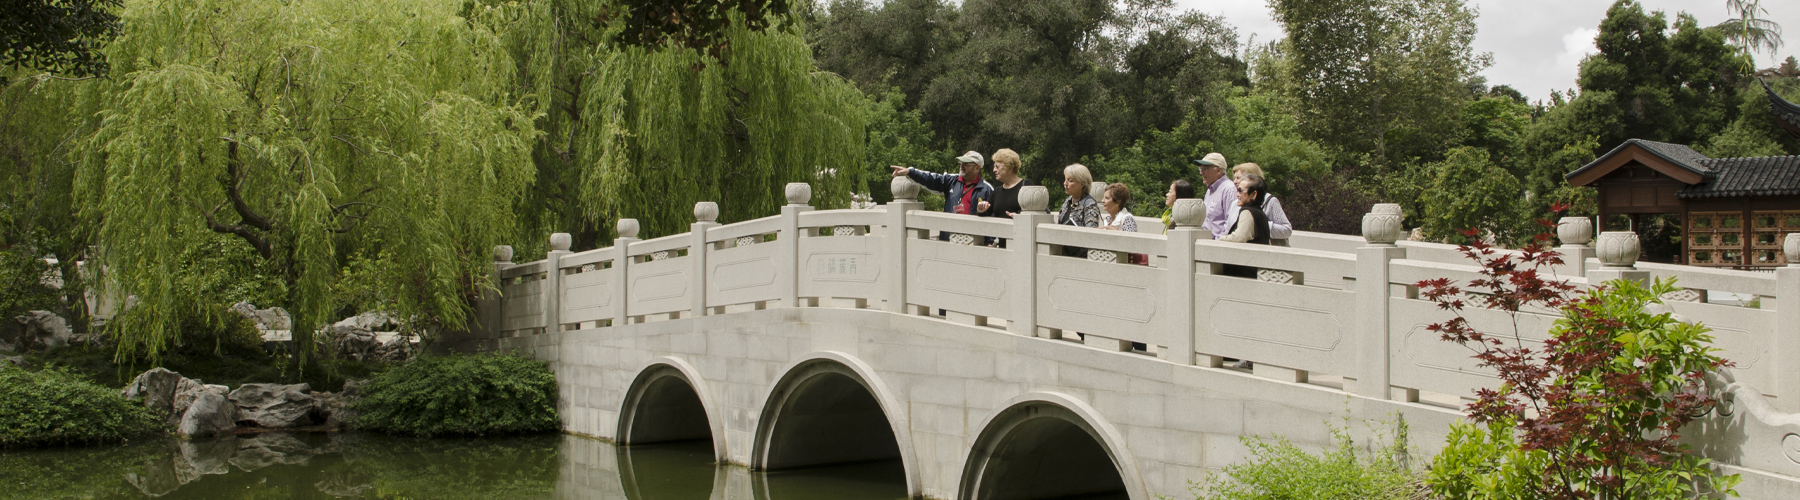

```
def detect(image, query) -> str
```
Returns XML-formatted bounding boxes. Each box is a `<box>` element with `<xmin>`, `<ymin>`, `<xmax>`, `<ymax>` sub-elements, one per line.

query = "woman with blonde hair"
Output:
<box><xmin>977</xmin><ymin>148</ymin><xmax>1039</xmax><ymax>220</ymax></box>
<box><xmin>1229</xmin><ymin>163</ymin><xmax>1293</xmax><ymax>244</ymax></box>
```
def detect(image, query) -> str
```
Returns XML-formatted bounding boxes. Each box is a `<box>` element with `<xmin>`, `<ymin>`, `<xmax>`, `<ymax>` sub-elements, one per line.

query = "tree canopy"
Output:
<box><xmin>507</xmin><ymin>0</ymin><xmax>868</xmax><ymax>252</ymax></box>
<box><xmin>66</xmin><ymin>0</ymin><xmax>538</xmax><ymax>363</ymax></box>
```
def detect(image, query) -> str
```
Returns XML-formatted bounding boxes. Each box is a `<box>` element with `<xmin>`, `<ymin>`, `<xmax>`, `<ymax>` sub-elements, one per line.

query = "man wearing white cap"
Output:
<box><xmin>891</xmin><ymin>151</ymin><xmax>995</xmax><ymax>241</ymax></box>
<box><xmin>1191</xmin><ymin>152</ymin><xmax>1235</xmax><ymax>240</ymax></box>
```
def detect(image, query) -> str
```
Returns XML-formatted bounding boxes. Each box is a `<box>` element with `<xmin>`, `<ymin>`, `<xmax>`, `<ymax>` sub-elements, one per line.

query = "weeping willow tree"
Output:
<box><xmin>68</xmin><ymin>0</ymin><xmax>538</xmax><ymax>366</ymax></box>
<box><xmin>514</xmin><ymin>0</ymin><xmax>869</xmax><ymax>247</ymax></box>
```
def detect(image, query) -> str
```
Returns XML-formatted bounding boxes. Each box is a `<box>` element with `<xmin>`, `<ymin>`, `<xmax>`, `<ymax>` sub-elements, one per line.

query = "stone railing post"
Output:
<box><xmin>887</xmin><ymin>176</ymin><xmax>924</xmax><ymax>314</ymax></box>
<box><xmin>1163</xmin><ymin>198</ymin><xmax>1207</xmax><ymax>364</ymax></box>
<box><xmin>614</xmin><ymin>220</ymin><xmax>639</xmax><ymax>326</ymax></box>
<box><xmin>692</xmin><ymin>202</ymin><xmax>719</xmax><ymax>318</ymax></box>
<box><xmin>1010</xmin><ymin>186</ymin><xmax>1053</xmax><ymax>337</ymax></box>
<box><xmin>543</xmin><ymin>233</ymin><xmax>571</xmax><ymax>333</ymax></box>
<box><xmin>1355</xmin><ymin>204</ymin><xmax>1406</xmax><ymax>400</ymax></box>
<box><xmin>781</xmin><ymin>183</ymin><xmax>814</xmax><ymax>307</ymax></box>
<box><xmin>1586</xmin><ymin>231</ymin><xmax>1648</xmax><ymax>285</ymax></box>
<box><xmin>1557</xmin><ymin>216</ymin><xmax>1596</xmax><ymax>279</ymax></box>
<box><xmin>1775</xmin><ymin>234</ymin><xmax>1800</xmax><ymax>412</ymax></box>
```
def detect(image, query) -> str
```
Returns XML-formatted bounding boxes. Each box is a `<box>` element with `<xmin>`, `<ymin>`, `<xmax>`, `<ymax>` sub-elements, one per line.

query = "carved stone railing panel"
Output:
<box><xmin>1660</xmin><ymin>288</ymin><xmax>1703</xmax><ymax>303</ymax></box>
<box><xmin>1087</xmin><ymin>249</ymin><xmax>1120</xmax><ymax>263</ymax></box>
<box><xmin>1256</xmin><ymin>269</ymin><xmax>1295</xmax><ymax>284</ymax></box>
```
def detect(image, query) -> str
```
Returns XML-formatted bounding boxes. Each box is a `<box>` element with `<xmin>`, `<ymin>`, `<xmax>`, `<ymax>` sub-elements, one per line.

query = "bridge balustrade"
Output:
<box><xmin>476</xmin><ymin>179</ymin><xmax>1800</xmax><ymax>415</ymax></box>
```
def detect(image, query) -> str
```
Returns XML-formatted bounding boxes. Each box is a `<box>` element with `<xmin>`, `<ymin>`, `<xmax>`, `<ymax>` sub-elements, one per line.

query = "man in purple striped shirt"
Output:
<box><xmin>1192</xmin><ymin>152</ymin><xmax>1235</xmax><ymax>240</ymax></box>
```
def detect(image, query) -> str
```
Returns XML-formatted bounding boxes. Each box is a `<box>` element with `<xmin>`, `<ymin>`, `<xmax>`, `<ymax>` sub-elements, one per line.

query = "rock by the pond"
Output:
<box><xmin>310</xmin><ymin>391</ymin><xmax>356</xmax><ymax>430</ymax></box>
<box><xmin>327</xmin><ymin>323</ymin><xmax>380</xmax><ymax>361</ymax></box>
<box><xmin>337</xmin><ymin>310</ymin><xmax>400</xmax><ymax>331</ymax></box>
<box><xmin>9</xmin><ymin>310</ymin><xmax>71</xmax><ymax>351</ymax></box>
<box><xmin>325</xmin><ymin>313</ymin><xmax>413</xmax><ymax>362</ymax></box>
<box><xmin>121</xmin><ymin>367</ymin><xmax>187</xmax><ymax>418</ymax></box>
<box><xmin>177</xmin><ymin>385</ymin><xmax>239</xmax><ymax>437</ymax></box>
<box><xmin>167</xmin><ymin>377</ymin><xmax>206</xmax><ymax>425</ymax></box>
<box><xmin>229</xmin><ymin>301</ymin><xmax>291</xmax><ymax>330</ymax></box>
<box><xmin>229</xmin><ymin>383</ymin><xmax>316</xmax><ymax>428</ymax></box>
<box><xmin>1</xmin><ymin>355</ymin><xmax>21</xmax><ymax>367</ymax></box>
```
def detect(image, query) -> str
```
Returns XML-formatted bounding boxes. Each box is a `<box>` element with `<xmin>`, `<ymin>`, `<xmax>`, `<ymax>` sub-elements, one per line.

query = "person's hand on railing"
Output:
<box><xmin>889</xmin><ymin>165</ymin><xmax>911</xmax><ymax>177</ymax></box>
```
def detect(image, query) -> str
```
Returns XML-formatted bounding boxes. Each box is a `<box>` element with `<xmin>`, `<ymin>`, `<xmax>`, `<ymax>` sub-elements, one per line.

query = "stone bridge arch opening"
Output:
<box><xmin>752</xmin><ymin>353</ymin><xmax>919</xmax><ymax>495</ymax></box>
<box><xmin>960</xmin><ymin>393</ymin><xmax>1143</xmax><ymax>500</ymax></box>
<box><xmin>617</xmin><ymin>358</ymin><xmax>727</xmax><ymax>461</ymax></box>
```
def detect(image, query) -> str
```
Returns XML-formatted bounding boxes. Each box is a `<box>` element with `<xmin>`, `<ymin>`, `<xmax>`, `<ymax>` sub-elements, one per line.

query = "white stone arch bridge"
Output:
<box><xmin>445</xmin><ymin>180</ymin><xmax>1800</xmax><ymax>499</ymax></box>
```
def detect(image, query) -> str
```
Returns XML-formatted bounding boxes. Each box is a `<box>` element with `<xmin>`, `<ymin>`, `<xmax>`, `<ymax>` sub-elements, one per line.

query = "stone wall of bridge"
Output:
<box><xmin>451</xmin><ymin>181</ymin><xmax>1800</xmax><ymax>499</ymax></box>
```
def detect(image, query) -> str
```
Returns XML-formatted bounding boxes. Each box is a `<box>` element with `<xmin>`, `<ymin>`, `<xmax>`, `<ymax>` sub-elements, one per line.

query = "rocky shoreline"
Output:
<box><xmin>119</xmin><ymin>368</ymin><xmax>362</xmax><ymax>437</ymax></box>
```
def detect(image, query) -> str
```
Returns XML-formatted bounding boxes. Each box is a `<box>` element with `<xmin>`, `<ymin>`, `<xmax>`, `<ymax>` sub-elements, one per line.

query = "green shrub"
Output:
<box><xmin>0</xmin><ymin>248</ymin><xmax>62</xmax><ymax>326</ymax></box>
<box><xmin>0</xmin><ymin>364</ymin><xmax>165</xmax><ymax>448</ymax></box>
<box><xmin>1193</xmin><ymin>417</ymin><xmax>1422</xmax><ymax>500</ymax></box>
<box><xmin>352</xmin><ymin>353</ymin><xmax>559</xmax><ymax>437</ymax></box>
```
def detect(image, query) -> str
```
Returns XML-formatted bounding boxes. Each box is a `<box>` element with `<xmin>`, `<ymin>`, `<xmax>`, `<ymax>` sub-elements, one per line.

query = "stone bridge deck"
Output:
<box><xmin>450</xmin><ymin>181</ymin><xmax>1800</xmax><ymax>499</ymax></box>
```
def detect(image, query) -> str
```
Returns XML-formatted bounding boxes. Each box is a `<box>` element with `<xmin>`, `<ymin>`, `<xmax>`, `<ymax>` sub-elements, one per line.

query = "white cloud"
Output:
<box><xmin>1555</xmin><ymin>27</ymin><xmax>1600</xmax><ymax>78</ymax></box>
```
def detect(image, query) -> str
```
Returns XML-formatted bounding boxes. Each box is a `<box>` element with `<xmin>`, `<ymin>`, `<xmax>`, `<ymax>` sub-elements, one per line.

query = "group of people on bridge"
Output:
<box><xmin>887</xmin><ymin>150</ymin><xmax>1296</xmax><ymax>260</ymax></box>
<box><xmin>890</xmin><ymin>151</ymin><xmax>1297</xmax><ymax>361</ymax></box>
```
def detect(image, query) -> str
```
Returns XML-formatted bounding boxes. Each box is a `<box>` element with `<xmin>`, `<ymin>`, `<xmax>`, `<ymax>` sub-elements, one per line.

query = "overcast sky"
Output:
<box><xmin>1173</xmin><ymin>0</ymin><xmax>1800</xmax><ymax>102</ymax></box>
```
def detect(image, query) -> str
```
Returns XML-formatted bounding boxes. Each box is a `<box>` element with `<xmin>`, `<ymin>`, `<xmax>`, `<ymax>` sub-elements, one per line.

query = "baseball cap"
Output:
<box><xmin>956</xmin><ymin>151</ymin><xmax>984</xmax><ymax>165</ymax></box>
<box><xmin>1191</xmin><ymin>152</ymin><xmax>1227</xmax><ymax>169</ymax></box>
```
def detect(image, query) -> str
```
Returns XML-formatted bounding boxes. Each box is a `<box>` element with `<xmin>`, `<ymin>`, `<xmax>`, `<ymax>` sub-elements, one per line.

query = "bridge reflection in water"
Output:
<box><xmin>0</xmin><ymin>432</ymin><xmax>928</xmax><ymax>500</ymax></box>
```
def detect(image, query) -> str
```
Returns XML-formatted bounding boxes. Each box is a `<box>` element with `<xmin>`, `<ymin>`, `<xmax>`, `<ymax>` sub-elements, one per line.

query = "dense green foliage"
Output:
<box><xmin>511</xmin><ymin>0</ymin><xmax>869</xmax><ymax>251</ymax></box>
<box><xmin>0</xmin><ymin>0</ymin><xmax>122</xmax><ymax>85</ymax></box>
<box><xmin>352</xmin><ymin>353</ymin><xmax>560</xmax><ymax>437</ymax></box>
<box><xmin>814</xmin><ymin>0</ymin><xmax>1244</xmax><ymax>183</ymax></box>
<box><xmin>59</xmin><ymin>0</ymin><xmax>538</xmax><ymax>366</ymax></box>
<box><xmin>1193</xmin><ymin>418</ymin><xmax>1420</xmax><ymax>500</ymax></box>
<box><xmin>810</xmin><ymin>0</ymin><xmax>1797</xmax><ymax>244</ymax></box>
<box><xmin>0</xmin><ymin>364</ymin><xmax>164</xmax><ymax>448</ymax></box>
<box><xmin>0</xmin><ymin>249</ymin><xmax>63</xmax><ymax>323</ymax></box>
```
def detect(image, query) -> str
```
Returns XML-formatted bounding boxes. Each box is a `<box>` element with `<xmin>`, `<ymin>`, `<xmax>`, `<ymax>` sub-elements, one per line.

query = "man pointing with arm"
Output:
<box><xmin>890</xmin><ymin>151</ymin><xmax>994</xmax><ymax>242</ymax></box>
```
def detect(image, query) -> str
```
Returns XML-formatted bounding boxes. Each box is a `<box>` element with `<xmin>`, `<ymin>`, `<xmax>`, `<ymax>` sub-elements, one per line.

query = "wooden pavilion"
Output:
<box><xmin>1565</xmin><ymin>80</ymin><xmax>1800</xmax><ymax>268</ymax></box>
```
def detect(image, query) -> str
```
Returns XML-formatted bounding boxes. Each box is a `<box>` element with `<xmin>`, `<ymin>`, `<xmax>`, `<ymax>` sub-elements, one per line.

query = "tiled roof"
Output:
<box><xmin>1566</xmin><ymin>139</ymin><xmax>1712</xmax><ymax>181</ymax></box>
<box><xmin>1680</xmin><ymin>154</ymin><xmax>1800</xmax><ymax>198</ymax></box>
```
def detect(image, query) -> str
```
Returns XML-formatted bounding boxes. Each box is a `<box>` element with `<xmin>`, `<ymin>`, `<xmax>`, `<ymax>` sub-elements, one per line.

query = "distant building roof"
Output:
<box><xmin>1565</xmin><ymin>139</ymin><xmax>1712</xmax><ymax>184</ymax></box>
<box><xmin>1567</xmin><ymin>138</ymin><xmax>1800</xmax><ymax>199</ymax></box>
<box><xmin>1765</xmin><ymin>79</ymin><xmax>1800</xmax><ymax>141</ymax></box>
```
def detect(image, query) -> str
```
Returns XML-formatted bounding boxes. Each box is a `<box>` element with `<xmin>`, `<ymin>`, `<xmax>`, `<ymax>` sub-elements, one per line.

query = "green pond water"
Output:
<box><xmin>0</xmin><ymin>432</ymin><xmax>909</xmax><ymax>499</ymax></box>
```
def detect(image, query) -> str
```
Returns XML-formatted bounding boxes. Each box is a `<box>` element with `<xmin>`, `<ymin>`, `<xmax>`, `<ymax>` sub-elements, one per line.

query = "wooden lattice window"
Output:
<box><xmin>1688</xmin><ymin>211</ymin><xmax>1745</xmax><ymax>266</ymax></box>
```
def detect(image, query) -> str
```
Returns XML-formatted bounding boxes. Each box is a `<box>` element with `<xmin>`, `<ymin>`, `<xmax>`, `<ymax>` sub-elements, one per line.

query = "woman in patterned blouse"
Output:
<box><xmin>1057</xmin><ymin>164</ymin><xmax>1101</xmax><ymax>257</ymax></box>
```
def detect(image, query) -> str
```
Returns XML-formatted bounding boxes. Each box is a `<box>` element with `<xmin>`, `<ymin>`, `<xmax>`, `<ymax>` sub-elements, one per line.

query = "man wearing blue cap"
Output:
<box><xmin>1192</xmin><ymin>152</ymin><xmax>1235</xmax><ymax>240</ymax></box>
<box><xmin>891</xmin><ymin>151</ymin><xmax>995</xmax><ymax>241</ymax></box>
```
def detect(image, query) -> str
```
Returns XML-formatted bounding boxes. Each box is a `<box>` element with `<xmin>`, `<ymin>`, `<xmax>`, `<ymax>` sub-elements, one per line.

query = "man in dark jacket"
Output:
<box><xmin>890</xmin><ymin>151</ymin><xmax>995</xmax><ymax>241</ymax></box>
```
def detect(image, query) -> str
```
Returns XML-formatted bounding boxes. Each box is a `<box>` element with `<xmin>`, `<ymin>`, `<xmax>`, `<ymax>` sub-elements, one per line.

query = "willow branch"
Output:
<box><xmin>225</xmin><ymin>142</ymin><xmax>274</xmax><ymax>232</ymax></box>
<box><xmin>202</xmin><ymin>200</ymin><xmax>272</xmax><ymax>258</ymax></box>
